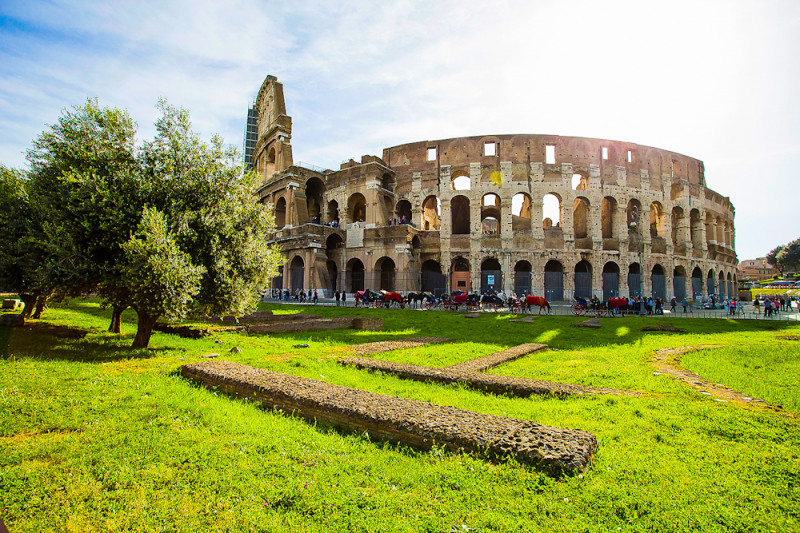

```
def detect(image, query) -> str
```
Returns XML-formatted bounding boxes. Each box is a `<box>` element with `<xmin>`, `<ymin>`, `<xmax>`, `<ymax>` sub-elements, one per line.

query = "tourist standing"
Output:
<box><xmin>335</xmin><ymin>290</ymin><xmax>341</xmax><ymax>306</ymax></box>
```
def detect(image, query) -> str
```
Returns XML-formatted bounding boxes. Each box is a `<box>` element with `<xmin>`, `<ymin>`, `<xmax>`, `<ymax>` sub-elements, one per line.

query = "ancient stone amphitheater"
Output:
<box><xmin>251</xmin><ymin>76</ymin><xmax>737</xmax><ymax>302</ymax></box>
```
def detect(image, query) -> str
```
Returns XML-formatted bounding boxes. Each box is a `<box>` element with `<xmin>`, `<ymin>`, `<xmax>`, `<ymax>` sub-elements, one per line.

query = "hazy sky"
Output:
<box><xmin>1</xmin><ymin>0</ymin><xmax>797</xmax><ymax>259</ymax></box>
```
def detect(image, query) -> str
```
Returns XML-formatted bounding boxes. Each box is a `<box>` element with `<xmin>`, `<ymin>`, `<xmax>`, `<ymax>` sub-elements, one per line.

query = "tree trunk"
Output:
<box><xmin>20</xmin><ymin>294</ymin><xmax>36</xmax><ymax>320</ymax></box>
<box><xmin>108</xmin><ymin>305</ymin><xmax>125</xmax><ymax>334</ymax></box>
<box><xmin>132</xmin><ymin>308</ymin><xmax>158</xmax><ymax>349</ymax></box>
<box><xmin>32</xmin><ymin>294</ymin><xmax>49</xmax><ymax>319</ymax></box>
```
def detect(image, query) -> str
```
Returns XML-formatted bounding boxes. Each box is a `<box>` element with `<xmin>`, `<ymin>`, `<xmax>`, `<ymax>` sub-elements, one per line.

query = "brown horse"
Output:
<box><xmin>525</xmin><ymin>295</ymin><xmax>552</xmax><ymax>314</ymax></box>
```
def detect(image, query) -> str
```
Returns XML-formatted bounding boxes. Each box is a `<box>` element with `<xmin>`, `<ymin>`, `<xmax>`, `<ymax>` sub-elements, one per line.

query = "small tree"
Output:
<box><xmin>114</xmin><ymin>100</ymin><xmax>281</xmax><ymax>348</ymax></box>
<box><xmin>25</xmin><ymin>99</ymin><xmax>140</xmax><ymax>327</ymax></box>
<box><xmin>122</xmin><ymin>208</ymin><xmax>204</xmax><ymax>348</ymax></box>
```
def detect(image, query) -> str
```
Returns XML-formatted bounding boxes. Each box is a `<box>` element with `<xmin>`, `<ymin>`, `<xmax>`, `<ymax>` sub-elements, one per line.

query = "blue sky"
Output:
<box><xmin>1</xmin><ymin>0</ymin><xmax>798</xmax><ymax>260</ymax></box>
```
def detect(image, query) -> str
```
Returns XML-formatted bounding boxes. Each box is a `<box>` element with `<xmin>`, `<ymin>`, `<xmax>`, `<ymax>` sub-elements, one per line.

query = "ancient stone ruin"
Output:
<box><xmin>182</xmin><ymin>360</ymin><xmax>598</xmax><ymax>476</ymax></box>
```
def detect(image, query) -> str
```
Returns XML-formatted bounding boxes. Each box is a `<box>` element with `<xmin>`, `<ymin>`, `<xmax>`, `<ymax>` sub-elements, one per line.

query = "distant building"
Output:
<box><xmin>247</xmin><ymin>75</ymin><xmax>738</xmax><ymax>300</ymax></box>
<box><xmin>738</xmin><ymin>258</ymin><xmax>779</xmax><ymax>281</ymax></box>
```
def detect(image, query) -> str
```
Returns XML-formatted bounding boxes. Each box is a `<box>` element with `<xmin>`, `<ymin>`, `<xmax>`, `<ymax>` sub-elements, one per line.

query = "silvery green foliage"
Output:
<box><xmin>122</xmin><ymin>207</ymin><xmax>204</xmax><ymax>322</ymax></box>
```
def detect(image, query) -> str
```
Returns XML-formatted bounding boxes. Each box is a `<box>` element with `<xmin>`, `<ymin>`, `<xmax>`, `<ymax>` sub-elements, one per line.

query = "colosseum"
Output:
<box><xmin>249</xmin><ymin>76</ymin><xmax>738</xmax><ymax>302</ymax></box>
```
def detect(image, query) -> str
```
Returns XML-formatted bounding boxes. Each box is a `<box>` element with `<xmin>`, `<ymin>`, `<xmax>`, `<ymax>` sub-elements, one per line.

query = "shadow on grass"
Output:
<box><xmin>5</xmin><ymin>325</ymin><xmax>159</xmax><ymax>363</ymax></box>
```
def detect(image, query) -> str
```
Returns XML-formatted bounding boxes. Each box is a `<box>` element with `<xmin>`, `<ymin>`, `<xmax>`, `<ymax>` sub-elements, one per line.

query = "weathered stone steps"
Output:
<box><xmin>342</xmin><ymin>337</ymin><xmax>451</xmax><ymax>357</ymax></box>
<box><xmin>181</xmin><ymin>361</ymin><xmax>598</xmax><ymax>476</ymax></box>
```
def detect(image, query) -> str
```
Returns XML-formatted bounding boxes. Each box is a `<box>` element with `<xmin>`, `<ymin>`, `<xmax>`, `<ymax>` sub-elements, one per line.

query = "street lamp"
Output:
<box><xmin>629</xmin><ymin>206</ymin><xmax>646</xmax><ymax>315</ymax></box>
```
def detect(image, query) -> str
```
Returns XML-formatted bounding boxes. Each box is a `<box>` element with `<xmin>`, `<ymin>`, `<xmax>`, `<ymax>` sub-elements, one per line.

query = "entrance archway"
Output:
<box><xmin>544</xmin><ymin>260</ymin><xmax>564</xmax><ymax>301</ymax></box>
<box><xmin>574</xmin><ymin>260</ymin><xmax>592</xmax><ymax>300</ymax></box>
<box><xmin>451</xmin><ymin>259</ymin><xmax>471</xmax><ymax>293</ymax></box>
<box><xmin>481</xmin><ymin>258</ymin><xmax>502</xmax><ymax>293</ymax></box>
<box><xmin>346</xmin><ymin>258</ymin><xmax>365</xmax><ymax>292</ymax></box>
<box><xmin>602</xmin><ymin>262</ymin><xmax>620</xmax><ymax>301</ymax></box>
<box><xmin>514</xmin><ymin>261</ymin><xmax>532</xmax><ymax>296</ymax></box>
<box><xmin>290</xmin><ymin>256</ymin><xmax>304</xmax><ymax>291</ymax></box>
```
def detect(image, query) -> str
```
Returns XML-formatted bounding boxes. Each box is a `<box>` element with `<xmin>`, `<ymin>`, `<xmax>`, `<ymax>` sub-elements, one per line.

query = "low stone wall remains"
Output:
<box><xmin>246</xmin><ymin>316</ymin><xmax>382</xmax><ymax>334</ymax></box>
<box><xmin>181</xmin><ymin>360</ymin><xmax>598</xmax><ymax>475</ymax></box>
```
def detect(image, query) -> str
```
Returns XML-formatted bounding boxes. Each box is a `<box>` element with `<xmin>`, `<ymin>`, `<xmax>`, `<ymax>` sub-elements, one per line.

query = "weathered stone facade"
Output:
<box><xmin>253</xmin><ymin>76</ymin><xmax>737</xmax><ymax>301</ymax></box>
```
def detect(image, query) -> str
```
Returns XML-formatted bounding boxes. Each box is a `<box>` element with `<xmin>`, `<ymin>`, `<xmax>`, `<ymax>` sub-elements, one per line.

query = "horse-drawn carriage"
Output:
<box><xmin>354</xmin><ymin>289</ymin><xmax>404</xmax><ymax>308</ymax></box>
<box><xmin>571</xmin><ymin>296</ymin><xmax>608</xmax><ymax>317</ymax></box>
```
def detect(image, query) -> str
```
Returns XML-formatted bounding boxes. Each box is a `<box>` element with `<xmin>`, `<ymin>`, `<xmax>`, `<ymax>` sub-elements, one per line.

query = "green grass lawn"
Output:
<box><xmin>1</xmin><ymin>300</ymin><xmax>799</xmax><ymax>532</ymax></box>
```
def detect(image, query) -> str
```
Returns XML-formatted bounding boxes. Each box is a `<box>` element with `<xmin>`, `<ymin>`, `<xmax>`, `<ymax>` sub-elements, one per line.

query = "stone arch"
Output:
<box><xmin>347</xmin><ymin>193</ymin><xmax>367</xmax><ymax>223</ymax></box>
<box><xmin>481</xmin><ymin>257</ymin><xmax>502</xmax><ymax>293</ymax></box>
<box><xmin>707</xmin><ymin>268</ymin><xmax>716</xmax><ymax>296</ymax></box>
<box><xmin>727</xmin><ymin>272</ymin><xmax>739</xmax><ymax>300</ymax></box>
<box><xmin>673</xmin><ymin>265</ymin><xmax>687</xmax><ymax>300</ymax></box>
<box><xmin>544</xmin><ymin>260</ymin><xmax>564</xmax><ymax>301</ymax></box>
<box><xmin>718</xmin><ymin>270</ymin><xmax>726</xmax><ymax>299</ymax></box>
<box><xmin>602</xmin><ymin>261</ymin><xmax>620</xmax><ymax>300</ymax></box>
<box><xmin>671</xmin><ymin>206</ymin><xmax>684</xmax><ymax>246</ymax></box>
<box><xmin>275</xmin><ymin>196</ymin><xmax>287</xmax><ymax>228</ymax></box>
<box><xmin>542</xmin><ymin>193</ymin><xmax>561</xmax><ymax>228</ymax></box>
<box><xmin>375</xmin><ymin>256</ymin><xmax>396</xmax><ymax>291</ymax></box>
<box><xmin>690</xmin><ymin>209</ymin><xmax>702</xmax><ymax>247</ymax></box>
<box><xmin>422</xmin><ymin>195</ymin><xmax>441</xmax><ymax>231</ymax></box>
<box><xmin>651</xmin><ymin>264</ymin><xmax>666</xmax><ymax>300</ymax></box>
<box><xmin>451</xmin><ymin>195</ymin><xmax>470</xmax><ymax>235</ymax></box>
<box><xmin>514</xmin><ymin>260</ymin><xmax>532</xmax><ymax>296</ymax></box>
<box><xmin>266</xmin><ymin>146</ymin><xmax>276</xmax><ymax>177</ymax></box>
<box><xmin>325</xmin><ymin>233</ymin><xmax>344</xmax><ymax>259</ymax></box>
<box><xmin>305</xmin><ymin>177</ymin><xmax>325</xmax><ymax>223</ymax></box>
<box><xmin>290</xmin><ymin>255</ymin><xmax>304</xmax><ymax>291</ymax></box>
<box><xmin>574</xmin><ymin>260</ymin><xmax>592</xmax><ymax>299</ymax></box>
<box><xmin>451</xmin><ymin>257</ymin><xmax>471</xmax><ymax>293</ymax></box>
<box><xmin>395</xmin><ymin>200</ymin><xmax>412</xmax><ymax>223</ymax></box>
<box><xmin>715</xmin><ymin>216</ymin><xmax>724</xmax><ymax>243</ymax></box>
<box><xmin>649</xmin><ymin>202</ymin><xmax>665</xmax><ymax>238</ymax></box>
<box><xmin>626</xmin><ymin>199</ymin><xmax>642</xmax><ymax>228</ymax></box>
<box><xmin>325</xmin><ymin>259</ymin><xmax>338</xmax><ymax>294</ymax></box>
<box><xmin>628</xmin><ymin>262</ymin><xmax>642</xmax><ymax>297</ymax></box>
<box><xmin>512</xmin><ymin>192</ymin><xmax>532</xmax><ymax>232</ymax></box>
<box><xmin>481</xmin><ymin>193</ymin><xmax>501</xmax><ymax>234</ymax></box>
<box><xmin>691</xmin><ymin>266</ymin><xmax>703</xmax><ymax>297</ymax></box>
<box><xmin>346</xmin><ymin>258</ymin><xmax>365</xmax><ymax>292</ymax></box>
<box><xmin>452</xmin><ymin>170</ymin><xmax>470</xmax><ymax>191</ymax></box>
<box><xmin>381</xmin><ymin>172</ymin><xmax>395</xmax><ymax>191</ymax></box>
<box><xmin>601</xmin><ymin>196</ymin><xmax>617</xmax><ymax>239</ymax></box>
<box><xmin>327</xmin><ymin>200</ymin><xmax>339</xmax><ymax>224</ymax></box>
<box><xmin>421</xmin><ymin>259</ymin><xmax>444</xmax><ymax>295</ymax></box>
<box><xmin>573</xmin><ymin>196</ymin><xmax>591</xmax><ymax>241</ymax></box>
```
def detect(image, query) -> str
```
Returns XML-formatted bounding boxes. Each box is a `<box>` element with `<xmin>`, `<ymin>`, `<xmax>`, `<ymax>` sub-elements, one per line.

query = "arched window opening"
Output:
<box><xmin>512</xmin><ymin>193</ymin><xmax>532</xmax><ymax>232</ymax></box>
<box><xmin>601</xmin><ymin>197</ymin><xmax>616</xmax><ymax>239</ymax></box>
<box><xmin>690</xmin><ymin>209</ymin><xmax>702</xmax><ymax>247</ymax></box>
<box><xmin>671</xmin><ymin>207</ymin><xmax>684</xmax><ymax>246</ymax></box>
<box><xmin>543</xmin><ymin>193</ymin><xmax>561</xmax><ymax>228</ymax></box>
<box><xmin>573</xmin><ymin>197</ymin><xmax>590</xmax><ymax>240</ymax></box>
<box><xmin>452</xmin><ymin>173</ymin><xmax>471</xmax><ymax>191</ymax></box>
<box><xmin>348</xmin><ymin>193</ymin><xmax>367</xmax><ymax>224</ymax></box>
<box><xmin>451</xmin><ymin>195</ymin><xmax>470</xmax><ymax>235</ymax></box>
<box><xmin>305</xmin><ymin>177</ymin><xmax>325</xmax><ymax>224</ymax></box>
<box><xmin>275</xmin><ymin>197</ymin><xmax>287</xmax><ymax>228</ymax></box>
<box><xmin>422</xmin><ymin>195</ymin><xmax>441</xmax><ymax>231</ymax></box>
<box><xmin>481</xmin><ymin>193</ymin><xmax>501</xmax><ymax>235</ymax></box>
<box><xmin>381</xmin><ymin>173</ymin><xmax>395</xmax><ymax>191</ymax></box>
<box><xmin>327</xmin><ymin>200</ymin><xmax>340</xmax><ymax>226</ymax></box>
<box><xmin>395</xmin><ymin>200</ymin><xmax>412</xmax><ymax>224</ymax></box>
<box><xmin>481</xmin><ymin>216</ymin><xmax>499</xmax><ymax>235</ymax></box>
<box><xmin>650</xmin><ymin>202</ymin><xmax>665</xmax><ymax>238</ymax></box>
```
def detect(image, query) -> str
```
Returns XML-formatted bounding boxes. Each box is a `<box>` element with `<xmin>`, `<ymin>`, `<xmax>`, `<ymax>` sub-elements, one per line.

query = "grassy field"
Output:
<box><xmin>1</xmin><ymin>299</ymin><xmax>799</xmax><ymax>532</ymax></box>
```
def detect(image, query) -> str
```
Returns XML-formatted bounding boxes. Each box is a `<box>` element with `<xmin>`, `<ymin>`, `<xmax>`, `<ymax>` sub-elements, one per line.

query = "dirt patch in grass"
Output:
<box><xmin>650</xmin><ymin>346</ymin><xmax>792</xmax><ymax>416</ymax></box>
